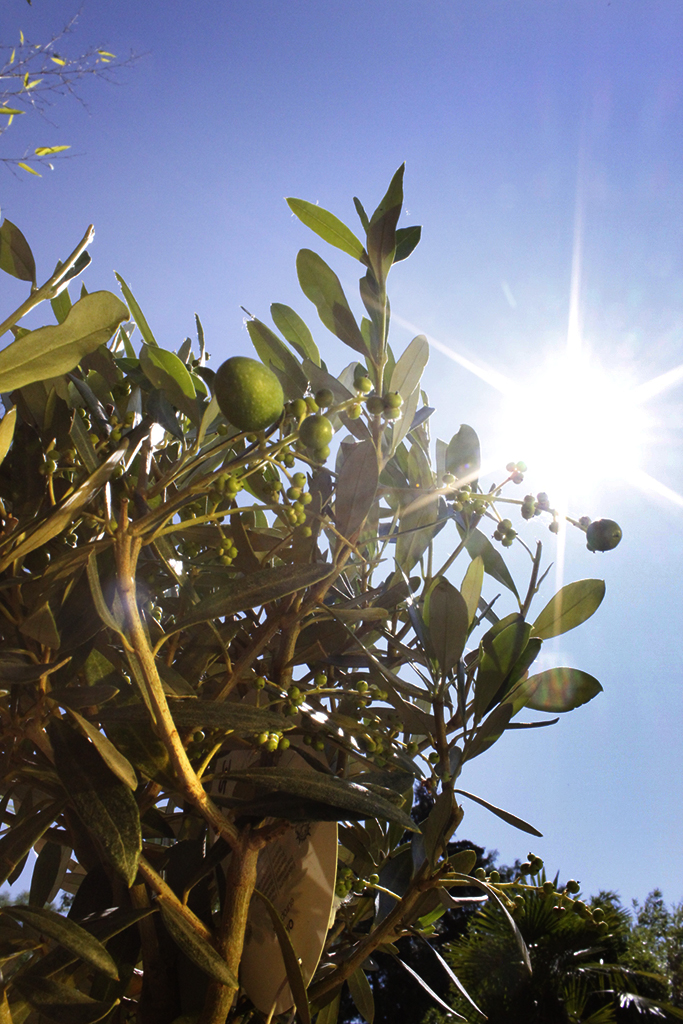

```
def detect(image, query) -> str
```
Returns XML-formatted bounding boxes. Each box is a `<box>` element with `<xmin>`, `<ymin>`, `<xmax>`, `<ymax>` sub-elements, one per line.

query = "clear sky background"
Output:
<box><xmin>2</xmin><ymin>0</ymin><xmax>682</xmax><ymax>908</ymax></box>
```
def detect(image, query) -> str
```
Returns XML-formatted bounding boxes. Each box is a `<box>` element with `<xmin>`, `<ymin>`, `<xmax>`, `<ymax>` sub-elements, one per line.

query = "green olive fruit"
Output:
<box><xmin>315</xmin><ymin>388</ymin><xmax>334</xmax><ymax>408</ymax></box>
<box><xmin>586</xmin><ymin>518</ymin><xmax>622</xmax><ymax>552</ymax></box>
<box><xmin>384</xmin><ymin>391</ymin><xmax>403</xmax><ymax>409</ymax></box>
<box><xmin>214</xmin><ymin>356</ymin><xmax>284</xmax><ymax>432</ymax></box>
<box><xmin>365</xmin><ymin>395</ymin><xmax>385</xmax><ymax>416</ymax></box>
<box><xmin>299</xmin><ymin>414</ymin><xmax>333</xmax><ymax>449</ymax></box>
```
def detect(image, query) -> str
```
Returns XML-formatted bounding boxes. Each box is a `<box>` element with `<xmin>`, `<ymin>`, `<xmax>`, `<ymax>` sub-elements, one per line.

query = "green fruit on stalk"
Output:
<box><xmin>214</xmin><ymin>356</ymin><xmax>284</xmax><ymax>432</ymax></box>
<box><xmin>299</xmin><ymin>414</ymin><xmax>333</xmax><ymax>449</ymax></box>
<box><xmin>586</xmin><ymin>518</ymin><xmax>622</xmax><ymax>552</ymax></box>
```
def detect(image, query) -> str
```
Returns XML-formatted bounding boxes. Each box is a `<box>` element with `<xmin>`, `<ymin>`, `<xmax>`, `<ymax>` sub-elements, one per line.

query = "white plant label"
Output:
<box><xmin>213</xmin><ymin>748</ymin><xmax>338</xmax><ymax>1015</ymax></box>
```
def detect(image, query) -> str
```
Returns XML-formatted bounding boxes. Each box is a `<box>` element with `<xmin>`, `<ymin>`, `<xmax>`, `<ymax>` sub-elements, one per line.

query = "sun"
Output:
<box><xmin>496</xmin><ymin>346</ymin><xmax>651</xmax><ymax>500</ymax></box>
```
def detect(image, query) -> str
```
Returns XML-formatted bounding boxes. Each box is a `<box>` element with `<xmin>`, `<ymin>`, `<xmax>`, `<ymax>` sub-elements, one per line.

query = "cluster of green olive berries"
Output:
<box><xmin>521</xmin><ymin>491</ymin><xmax>551</xmax><ymax>520</ymax></box>
<box><xmin>255</xmin><ymin>729</ymin><xmax>290</xmax><ymax>753</ymax></box>
<box><xmin>351</xmin><ymin>366</ymin><xmax>403</xmax><ymax>420</ymax></box>
<box><xmin>493</xmin><ymin>518</ymin><xmax>517</xmax><ymax>547</ymax></box>
<box><xmin>506</xmin><ymin>460</ymin><xmax>527</xmax><ymax>484</ymax></box>
<box><xmin>335</xmin><ymin>865</ymin><xmax>381</xmax><ymax>899</ymax></box>
<box><xmin>218</xmin><ymin>535</ymin><xmax>239</xmax><ymax>566</ymax></box>
<box><xmin>446</xmin><ymin>483</ymin><xmax>489</xmax><ymax>516</ymax></box>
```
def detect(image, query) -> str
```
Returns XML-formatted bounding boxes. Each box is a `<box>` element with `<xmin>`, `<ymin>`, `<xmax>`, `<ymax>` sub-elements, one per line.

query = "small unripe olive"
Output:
<box><xmin>355</xmin><ymin>376</ymin><xmax>373</xmax><ymax>394</ymax></box>
<box><xmin>474</xmin><ymin>867</ymin><xmax>487</xmax><ymax>880</ymax></box>
<box><xmin>384</xmin><ymin>391</ymin><xmax>403</xmax><ymax>409</ymax></box>
<box><xmin>315</xmin><ymin>388</ymin><xmax>334</xmax><ymax>408</ymax></box>
<box><xmin>365</xmin><ymin>395</ymin><xmax>385</xmax><ymax>416</ymax></box>
<box><xmin>300</xmin><ymin>415</ymin><xmax>333</xmax><ymax>449</ymax></box>
<box><xmin>290</xmin><ymin>398</ymin><xmax>308</xmax><ymax>419</ymax></box>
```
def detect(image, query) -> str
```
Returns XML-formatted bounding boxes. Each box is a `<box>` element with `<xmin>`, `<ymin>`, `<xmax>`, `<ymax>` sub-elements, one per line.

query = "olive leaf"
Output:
<box><xmin>253</xmin><ymin>889</ymin><xmax>311</xmax><ymax>1024</ymax></box>
<box><xmin>0</xmin><ymin>291</ymin><xmax>128</xmax><ymax>392</ymax></box>
<box><xmin>170</xmin><ymin>562</ymin><xmax>334</xmax><ymax>633</ymax></box>
<box><xmin>531</xmin><ymin>579</ymin><xmax>606</xmax><ymax>640</ymax></box>
<box><xmin>0</xmin><ymin>218</ymin><xmax>36</xmax><ymax>284</ymax></box>
<box><xmin>296</xmin><ymin>249</ymin><xmax>367</xmax><ymax>355</ymax></box>
<box><xmin>48</xmin><ymin>719</ymin><xmax>141</xmax><ymax>887</ymax></box>
<box><xmin>13</xmin><ymin>977</ymin><xmax>117</xmax><ymax>1024</ymax></box>
<box><xmin>3</xmin><ymin>906</ymin><xmax>119</xmax><ymax>980</ymax></box>
<box><xmin>219</xmin><ymin>768</ymin><xmax>418</xmax><ymax>831</ymax></box>
<box><xmin>271</xmin><ymin>303</ymin><xmax>321</xmax><ymax>365</ymax></box>
<box><xmin>335</xmin><ymin>440</ymin><xmax>378</xmax><ymax>541</ymax></box>
<box><xmin>287</xmin><ymin>197</ymin><xmax>366</xmax><ymax>263</ymax></box>
<box><xmin>158</xmin><ymin>900</ymin><xmax>237</xmax><ymax>988</ymax></box>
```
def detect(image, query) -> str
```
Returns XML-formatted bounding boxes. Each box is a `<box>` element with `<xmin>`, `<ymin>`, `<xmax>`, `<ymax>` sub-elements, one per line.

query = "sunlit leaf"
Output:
<box><xmin>390</xmin><ymin>335</ymin><xmax>429</xmax><ymax>400</ymax></box>
<box><xmin>460</xmin><ymin>555</ymin><xmax>484</xmax><ymax>626</ymax></box>
<box><xmin>0</xmin><ymin>292</ymin><xmax>129</xmax><ymax>391</ymax></box>
<box><xmin>0</xmin><ymin>218</ymin><xmax>35</xmax><ymax>283</ymax></box>
<box><xmin>446</xmin><ymin>424</ymin><xmax>480</xmax><ymax>487</ymax></box>
<box><xmin>296</xmin><ymin>249</ymin><xmax>367</xmax><ymax>355</ymax></box>
<box><xmin>521</xmin><ymin>667</ymin><xmax>603</xmax><ymax>713</ymax></box>
<box><xmin>271</xmin><ymin>302</ymin><xmax>320</xmax><ymax>365</ymax></box>
<box><xmin>455</xmin><ymin>788</ymin><xmax>543</xmax><ymax>836</ymax></box>
<box><xmin>113</xmin><ymin>273</ymin><xmax>158</xmax><ymax>347</ymax></box>
<box><xmin>287</xmin><ymin>198</ymin><xmax>366</xmax><ymax>262</ymax></box>
<box><xmin>531</xmin><ymin>579</ymin><xmax>606</xmax><ymax>640</ymax></box>
<box><xmin>34</xmin><ymin>145</ymin><xmax>70</xmax><ymax>156</ymax></box>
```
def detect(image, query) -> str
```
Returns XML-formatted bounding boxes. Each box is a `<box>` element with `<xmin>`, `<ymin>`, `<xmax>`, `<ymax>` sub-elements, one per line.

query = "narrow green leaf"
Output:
<box><xmin>446</xmin><ymin>424</ymin><xmax>480</xmax><ymax>487</ymax></box>
<box><xmin>463</xmin><ymin>702</ymin><xmax>514</xmax><ymax>761</ymax></box>
<box><xmin>474</xmin><ymin>616</ymin><xmax>531</xmax><ymax>719</ymax></box>
<box><xmin>0</xmin><ymin>658</ymin><xmax>69</xmax><ymax>684</ymax></box>
<box><xmin>0</xmin><ymin>405</ymin><xmax>16</xmax><ymax>468</ymax></box>
<box><xmin>390</xmin><ymin>335</ymin><xmax>429</xmax><ymax>400</ymax></box>
<box><xmin>13</xmin><ymin>977</ymin><xmax>117</xmax><ymax>1024</ymax></box>
<box><xmin>367</xmin><ymin>165</ymin><xmax>405</xmax><ymax>284</ymax></box>
<box><xmin>246</xmin><ymin>317</ymin><xmax>309</xmax><ymax>397</ymax></box>
<box><xmin>51</xmin><ymin>279</ymin><xmax>72</xmax><ymax>324</ymax></box>
<box><xmin>158</xmin><ymin>900</ymin><xmax>237</xmax><ymax>988</ymax></box>
<box><xmin>29</xmin><ymin>841</ymin><xmax>64</xmax><ymax>907</ymax></box>
<box><xmin>347</xmin><ymin>969</ymin><xmax>374</xmax><ymax>1024</ymax></box>
<box><xmin>353</xmin><ymin>196</ymin><xmax>370</xmax><ymax>232</ymax></box>
<box><xmin>423</xmin><ymin>577</ymin><xmax>469</xmax><ymax>677</ymax></box>
<box><xmin>0</xmin><ymin>218</ymin><xmax>36</xmax><ymax>284</ymax></box>
<box><xmin>100</xmin><ymin>698</ymin><xmax>289</xmax><ymax>737</ymax></box>
<box><xmin>221</xmin><ymin>768</ymin><xmax>418</xmax><ymax>831</ymax></box>
<box><xmin>531</xmin><ymin>579</ymin><xmax>606</xmax><ymax>640</ymax></box>
<box><xmin>392</xmin><ymin>956</ymin><xmax>466</xmax><ymax>1021</ymax></box>
<box><xmin>393</xmin><ymin>225</ymin><xmax>422</xmax><ymax>263</ymax></box>
<box><xmin>86</xmin><ymin>552</ymin><xmax>125</xmax><ymax>634</ymax></box>
<box><xmin>19</xmin><ymin>600</ymin><xmax>60</xmax><ymax>649</ymax></box>
<box><xmin>296</xmin><ymin>249</ymin><xmax>367</xmax><ymax>356</ymax></box>
<box><xmin>34</xmin><ymin>145</ymin><xmax>70</xmax><ymax>156</ymax></box>
<box><xmin>335</xmin><ymin>440</ymin><xmax>378</xmax><ymax>541</ymax></box>
<box><xmin>457</xmin><ymin>523</ymin><xmax>519</xmax><ymax>598</ymax></box>
<box><xmin>49</xmin><ymin>719</ymin><xmax>141</xmax><ymax>887</ymax></box>
<box><xmin>253</xmin><ymin>889</ymin><xmax>311</xmax><ymax>1024</ymax></box>
<box><xmin>521</xmin><ymin>667</ymin><xmax>603</xmax><ymax>713</ymax></box>
<box><xmin>0</xmin><ymin>798</ymin><xmax>66</xmax><ymax>887</ymax></box>
<box><xmin>4</xmin><ymin>905</ymin><xmax>119</xmax><ymax>980</ymax></box>
<box><xmin>271</xmin><ymin>303</ymin><xmax>321</xmax><ymax>365</ymax></box>
<box><xmin>140</xmin><ymin>344</ymin><xmax>196</xmax><ymax>398</ymax></box>
<box><xmin>113</xmin><ymin>273</ymin><xmax>157</xmax><ymax>347</ymax></box>
<box><xmin>0</xmin><ymin>292</ymin><xmax>129</xmax><ymax>392</ymax></box>
<box><xmin>287</xmin><ymin>198</ymin><xmax>366</xmax><ymax>262</ymax></box>
<box><xmin>449</xmin><ymin>871</ymin><xmax>532</xmax><ymax>974</ymax></box>
<box><xmin>68</xmin><ymin>709</ymin><xmax>137</xmax><ymax>790</ymax></box>
<box><xmin>171</xmin><ymin>562</ymin><xmax>333</xmax><ymax>633</ymax></box>
<box><xmin>460</xmin><ymin>556</ymin><xmax>484</xmax><ymax>626</ymax></box>
<box><xmin>455</xmin><ymin>788</ymin><xmax>543</xmax><ymax>837</ymax></box>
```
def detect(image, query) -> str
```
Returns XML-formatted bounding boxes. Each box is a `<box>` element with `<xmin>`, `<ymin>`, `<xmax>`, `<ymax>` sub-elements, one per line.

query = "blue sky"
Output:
<box><xmin>2</xmin><ymin>0</ymin><xmax>682</xmax><ymax>907</ymax></box>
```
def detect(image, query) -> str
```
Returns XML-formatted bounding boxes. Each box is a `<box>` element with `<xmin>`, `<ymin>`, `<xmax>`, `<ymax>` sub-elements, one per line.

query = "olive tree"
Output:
<box><xmin>0</xmin><ymin>167</ymin><xmax>621</xmax><ymax>1024</ymax></box>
